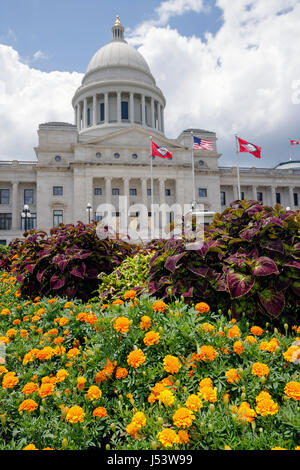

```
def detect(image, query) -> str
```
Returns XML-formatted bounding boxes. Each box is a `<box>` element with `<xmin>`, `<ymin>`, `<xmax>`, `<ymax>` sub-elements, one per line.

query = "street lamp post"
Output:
<box><xmin>21</xmin><ymin>204</ymin><xmax>31</xmax><ymax>232</ymax></box>
<box><xmin>86</xmin><ymin>203</ymin><xmax>92</xmax><ymax>224</ymax></box>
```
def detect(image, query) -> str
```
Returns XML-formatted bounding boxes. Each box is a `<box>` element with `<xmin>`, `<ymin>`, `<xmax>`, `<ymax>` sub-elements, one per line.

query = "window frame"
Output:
<box><xmin>24</xmin><ymin>188</ymin><xmax>34</xmax><ymax>205</ymax></box>
<box><xmin>0</xmin><ymin>189</ymin><xmax>10</xmax><ymax>205</ymax></box>
<box><xmin>0</xmin><ymin>213</ymin><xmax>12</xmax><ymax>230</ymax></box>
<box><xmin>53</xmin><ymin>209</ymin><xmax>63</xmax><ymax>227</ymax></box>
<box><xmin>53</xmin><ymin>186</ymin><xmax>63</xmax><ymax>196</ymax></box>
<box><xmin>198</xmin><ymin>188</ymin><xmax>208</xmax><ymax>198</ymax></box>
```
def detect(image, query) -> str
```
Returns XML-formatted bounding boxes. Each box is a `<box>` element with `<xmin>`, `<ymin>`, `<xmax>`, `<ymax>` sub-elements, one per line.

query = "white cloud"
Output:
<box><xmin>32</xmin><ymin>50</ymin><xmax>48</xmax><ymax>61</ymax></box>
<box><xmin>0</xmin><ymin>45</ymin><xmax>82</xmax><ymax>160</ymax></box>
<box><xmin>128</xmin><ymin>0</ymin><xmax>300</xmax><ymax>166</ymax></box>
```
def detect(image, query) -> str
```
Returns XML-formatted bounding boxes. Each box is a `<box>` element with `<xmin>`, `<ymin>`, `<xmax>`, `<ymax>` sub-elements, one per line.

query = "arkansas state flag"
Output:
<box><xmin>152</xmin><ymin>141</ymin><xmax>172</xmax><ymax>159</ymax></box>
<box><xmin>237</xmin><ymin>137</ymin><xmax>261</xmax><ymax>159</ymax></box>
<box><xmin>290</xmin><ymin>139</ymin><xmax>299</xmax><ymax>145</ymax></box>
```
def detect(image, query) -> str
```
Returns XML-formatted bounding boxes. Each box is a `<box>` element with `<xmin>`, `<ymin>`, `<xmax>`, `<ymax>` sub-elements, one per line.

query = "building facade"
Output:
<box><xmin>0</xmin><ymin>17</ymin><xmax>299</xmax><ymax>244</ymax></box>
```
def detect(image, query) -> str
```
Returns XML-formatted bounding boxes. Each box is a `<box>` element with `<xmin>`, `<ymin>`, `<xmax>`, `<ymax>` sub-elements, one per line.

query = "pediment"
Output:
<box><xmin>78</xmin><ymin>126</ymin><xmax>185</xmax><ymax>150</ymax></box>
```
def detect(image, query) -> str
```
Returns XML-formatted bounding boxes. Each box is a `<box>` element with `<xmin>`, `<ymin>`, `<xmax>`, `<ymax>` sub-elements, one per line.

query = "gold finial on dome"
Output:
<box><xmin>114</xmin><ymin>15</ymin><xmax>121</xmax><ymax>26</ymax></box>
<box><xmin>112</xmin><ymin>15</ymin><xmax>125</xmax><ymax>41</ymax></box>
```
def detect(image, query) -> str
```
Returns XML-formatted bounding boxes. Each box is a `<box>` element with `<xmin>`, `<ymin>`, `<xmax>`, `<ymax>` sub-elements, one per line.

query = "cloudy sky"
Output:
<box><xmin>0</xmin><ymin>0</ymin><xmax>300</xmax><ymax>167</ymax></box>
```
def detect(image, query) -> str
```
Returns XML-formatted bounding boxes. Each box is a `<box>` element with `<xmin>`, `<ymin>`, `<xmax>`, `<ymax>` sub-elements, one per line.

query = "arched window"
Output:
<box><xmin>96</xmin><ymin>152</ymin><xmax>101</xmax><ymax>158</ymax></box>
<box><xmin>132</xmin><ymin>153</ymin><xmax>138</xmax><ymax>159</ymax></box>
<box><xmin>198</xmin><ymin>160</ymin><xmax>204</xmax><ymax>167</ymax></box>
<box><xmin>55</xmin><ymin>155</ymin><xmax>61</xmax><ymax>162</ymax></box>
<box><xmin>114</xmin><ymin>153</ymin><xmax>120</xmax><ymax>159</ymax></box>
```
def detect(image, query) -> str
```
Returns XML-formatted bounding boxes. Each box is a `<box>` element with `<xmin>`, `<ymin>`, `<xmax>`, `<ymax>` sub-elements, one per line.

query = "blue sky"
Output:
<box><xmin>0</xmin><ymin>0</ymin><xmax>223</xmax><ymax>73</ymax></box>
<box><xmin>0</xmin><ymin>0</ymin><xmax>300</xmax><ymax>167</ymax></box>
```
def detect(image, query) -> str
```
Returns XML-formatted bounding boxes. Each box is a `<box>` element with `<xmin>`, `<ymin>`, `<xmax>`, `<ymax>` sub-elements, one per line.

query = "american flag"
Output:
<box><xmin>193</xmin><ymin>136</ymin><xmax>214</xmax><ymax>151</ymax></box>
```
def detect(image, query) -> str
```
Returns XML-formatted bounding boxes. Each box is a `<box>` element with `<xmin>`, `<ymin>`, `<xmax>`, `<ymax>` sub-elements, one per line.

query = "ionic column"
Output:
<box><xmin>159</xmin><ymin>177</ymin><xmax>167</xmax><ymax>235</ymax></box>
<box><xmin>271</xmin><ymin>185</ymin><xmax>276</xmax><ymax>206</ymax></box>
<box><xmin>105</xmin><ymin>177</ymin><xmax>112</xmax><ymax>205</ymax></box>
<box><xmin>123</xmin><ymin>177</ymin><xmax>130</xmax><ymax>199</ymax></box>
<box><xmin>104</xmin><ymin>93</ymin><xmax>109</xmax><ymax>123</ymax></box>
<box><xmin>233</xmin><ymin>185</ymin><xmax>239</xmax><ymax>201</ymax></box>
<box><xmin>141</xmin><ymin>178</ymin><xmax>148</xmax><ymax>238</ymax></box>
<box><xmin>141</xmin><ymin>95</ymin><xmax>146</xmax><ymax>126</ymax></box>
<box><xmin>129</xmin><ymin>93</ymin><xmax>134</xmax><ymax>123</ymax></box>
<box><xmin>158</xmin><ymin>103</ymin><xmax>162</xmax><ymax>131</ymax></box>
<box><xmin>161</xmin><ymin>108</ymin><xmax>165</xmax><ymax>133</ymax></box>
<box><xmin>151</xmin><ymin>98</ymin><xmax>155</xmax><ymax>129</ymax></box>
<box><xmin>252</xmin><ymin>185</ymin><xmax>257</xmax><ymax>201</ymax></box>
<box><xmin>117</xmin><ymin>92</ymin><xmax>121</xmax><ymax>122</ymax></box>
<box><xmin>12</xmin><ymin>181</ymin><xmax>19</xmax><ymax>231</ymax></box>
<box><xmin>83</xmin><ymin>98</ymin><xmax>87</xmax><ymax>129</ymax></box>
<box><xmin>93</xmin><ymin>95</ymin><xmax>97</xmax><ymax>126</ymax></box>
<box><xmin>76</xmin><ymin>103</ymin><xmax>81</xmax><ymax>131</ymax></box>
<box><xmin>289</xmin><ymin>186</ymin><xmax>295</xmax><ymax>210</ymax></box>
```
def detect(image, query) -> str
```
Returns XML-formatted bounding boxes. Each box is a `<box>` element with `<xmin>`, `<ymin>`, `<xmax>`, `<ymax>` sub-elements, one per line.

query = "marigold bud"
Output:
<box><xmin>106</xmin><ymin>444</ymin><xmax>110</xmax><ymax>450</ymax></box>
<box><xmin>152</xmin><ymin>441</ymin><xmax>158</xmax><ymax>450</ymax></box>
<box><xmin>208</xmin><ymin>423</ymin><xmax>213</xmax><ymax>431</ymax></box>
<box><xmin>110</xmin><ymin>423</ymin><xmax>116</xmax><ymax>432</ymax></box>
<box><xmin>62</xmin><ymin>438</ymin><xmax>68</xmax><ymax>449</ymax></box>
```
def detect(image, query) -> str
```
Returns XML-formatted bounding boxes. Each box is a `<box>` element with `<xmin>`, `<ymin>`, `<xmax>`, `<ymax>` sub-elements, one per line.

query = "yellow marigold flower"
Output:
<box><xmin>77</xmin><ymin>377</ymin><xmax>87</xmax><ymax>390</ymax></box>
<box><xmin>198</xmin><ymin>386</ymin><xmax>217</xmax><ymax>403</ymax></box>
<box><xmin>256</xmin><ymin>391</ymin><xmax>272</xmax><ymax>403</ymax></box>
<box><xmin>158</xmin><ymin>389</ymin><xmax>175</xmax><ymax>407</ymax></box>
<box><xmin>163</xmin><ymin>355</ymin><xmax>181</xmax><ymax>373</ymax></box>
<box><xmin>173</xmin><ymin>407</ymin><xmax>195</xmax><ymax>428</ymax></box>
<box><xmin>185</xmin><ymin>394</ymin><xmax>203</xmax><ymax>411</ymax></box>
<box><xmin>232</xmin><ymin>402</ymin><xmax>256</xmax><ymax>423</ymax></box>
<box><xmin>140</xmin><ymin>315</ymin><xmax>151</xmax><ymax>330</ymax></box>
<box><xmin>227</xmin><ymin>325</ymin><xmax>241</xmax><ymax>338</ymax></box>
<box><xmin>225</xmin><ymin>368</ymin><xmax>241</xmax><ymax>384</ymax></box>
<box><xmin>250</xmin><ymin>326</ymin><xmax>264</xmax><ymax>336</ymax></box>
<box><xmin>57</xmin><ymin>317</ymin><xmax>69</xmax><ymax>327</ymax></box>
<box><xmin>251</xmin><ymin>362</ymin><xmax>270</xmax><ymax>377</ymax></box>
<box><xmin>144</xmin><ymin>331</ymin><xmax>160</xmax><ymax>346</ymax></box>
<box><xmin>245</xmin><ymin>335</ymin><xmax>257</xmax><ymax>344</ymax></box>
<box><xmin>2</xmin><ymin>371</ymin><xmax>18</xmax><ymax>389</ymax></box>
<box><xmin>127</xmin><ymin>349</ymin><xmax>146</xmax><ymax>368</ymax></box>
<box><xmin>23</xmin><ymin>444</ymin><xmax>38</xmax><ymax>450</ymax></box>
<box><xmin>233</xmin><ymin>341</ymin><xmax>244</xmax><ymax>355</ymax></box>
<box><xmin>199</xmin><ymin>378</ymin><xmax>213</xmax><ymax>389</ymax></box>
<box><xmin>157</xmin><ymin>428</ymin><xmax>180</xmax><ymax>447</ymax></box>
<box><xmin>87</xmin><ymin>385</ymin><xmax>102</xmax><ymax>400</ymax></box>
<box><xmin>132</xmin><ymin>411</ymin><xmax>146</xmax><ymax>428</ymax></box>
<box><xmin>112</xmin><ymin>299</ymin><xmax>124</xmax><ymax>305</ymax></box>
<box><xmin>0</xmin><ymin>308</ymin><xmax>10</xmax><ymax>316</ymax></box>
<box><xmin>115</xmin><ymin>367</ymin><xmax>128</xmax><ymax>379</ymax></box>
<box><xmin>22</xmin><ymin>382</ymin><xmax>39</xmax><ymax>395</ymax></box>
<box><xmin>20</xmin><ymin>329</ymin><xmax>28</xmax><ymax>338</ymax></box>
<box><xmin>67</xmin><ymin>347</ymin><xmax>80</xmax><ymax>359</ymax></box>
<box><xmin>39</xmin><ymin>382</ymin><xmax>55</xmax><ymax>398</ymax></box>
<box><xmin>66</xmin><ymin>405</ymin><xmax>85</xmax><ymax>423</ymax></box>
<box><xmin>199</xmin><ymin>322</ymin><xmax>215</xmax><ymax>334</ymax></box>
<box><xmin>6</xmin><ymin>328</ymin><xmax>17</xmax><ymax>338</ymax></box>
<box><xmin>35</xmin><ymin>346</ymin><xmax>56</xmax><ymax>361</ymax></box>
<box><xmin>126</xmin><ymin>421</ymin><xmax>140</xmax><ymax>439</ymax></box>
<box><xmin>195</xmin><ymin>302</ymin><xmax>210</xmax><ymax>314</ymax></box>
<box><xmin>283</xmin><ymin>345</ymin><xmax>300</xmax><ymax>362</ymax></box>
<box><xmin>271</xmin><ymin>447</ymin><xmax>287</xmax><ymax>450</ymax></box>
<box><xmin>113</xmin><ymin>316</ymin><xmax>130</xmax><ymax>334</ymax></box>
<box><xmin>256</xmin><ymin>398</ymin><xmax>278</xmax><ymax>416</ymax></box>
<box><xmin>18</xmin><ymin>399</ymin><xmax>38</xmax><ymax>413</ymax></box>
<box><xmin>178</xmin><ymin>429</ymin><xmax>190</xmax><ymax>444</ymax></box>
<box><xmin>93</xmin><ymin>407</ymin><xmax>107</xmax><ymax>418</ymax></box>
<box><xmin>0</xmin><ymin>336</ymin><xmax>9</xmax><ymax>344</ymax></box>
<box><xmin>64</xmin><ymin>302</ymin><xmax>74</xmax><ymax>309</ymax></box>
<box><xmin>124</xmin><ymin>290</ymin><xmax>137</xmax><ymax>300</ymax></box>
<box><xmin>198</xmin><ymin>345</ymin><xmax>217</xmax><ymax>362</ymax></box>
<box><xmin>284</xmin><ymin>381</ymin><xmax>300</xmax><ymax>400</ymax></box>
<box><xmin>152</xmin><ymin>300</ymin><xmax>168</xmax><ymax>313</ymax></box>
<box><xmin>0</xmin><ymin>366</ymin><xmax>8</xmax><ymax>375</ymax></box>
<box><xmin>259</xmin><ymin>338</ymin><xmax>280</xmax><ymax>353</ymax></box>
<box><xmin>56</xmin><ymin>369</ymin><xmax>69</xmax><ymax>382</ymax></box>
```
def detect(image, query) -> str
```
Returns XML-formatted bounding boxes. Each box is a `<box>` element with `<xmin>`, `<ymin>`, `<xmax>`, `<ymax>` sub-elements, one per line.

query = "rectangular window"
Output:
<box><xmin>121</xmin><ymin>101</ymin><xmax>129</xmax><ymax>120</ymax></box>
<box><xmin>53</xmin><ymin>186</ymin><xmax>63</xmax><ymax>196</ymax></box>
<box><xmin>112</xmin><ymin>188</ymin><xmax>120</xmax><ymax>196</ymax></box>
<box><xmin>147</xmin><ymin>188</ymin><xmax>152</xmax><ymax>196</ymax></box>
<box><xmin>220</xmin><ymin>191</ymin><xmax>226</xmax><ymax>206</ymax></box>
<box><xmin>257</xmin><ymin>192</ymin><xmax>263</xmax><ymax>202</ymax></box>
<box><xmin>0</xmin><ymin>213</ymin><xmax>12</xmax><ymax>230</ymax></box>
<box><xmin>241</xmin><ymin>191</ymin><xmax>245</xmax><ymax>200</ymax></box>
<box><xmin>198</xmin><ymin>188</ymin><xmax>207</xmax><ymax>198</ymax></box>
<box><xmin>87</xmin><ymin>108</ymin><xmax>91</xmax><ymax>126</ymax></box>
<box><xmin>100</xmin><ymin>103</ymin><xmax>105</xmax><ymax>121</ymax></box>
<box><xmin>0</xmin><ymin>189</ymin><xmax>9</xmax><ymax>205</ymax></box>
<box><xmin>24</xmin><ymin>189</ymin><xmax>34</xmax><ymax>205</ymax></box>
<box><xmin>94</xmin><ymin>188</ymin><xmax>102</xmax><ymax>196</ymax></box>
<box><xmin>0</xmin><ymin>240</ymin><xmax>6</xmax><ymax>245</ymax></box>
<box><xmin>130</xmin><ymin>188</ymin><xmax>137</xmax><ymax>196</ymax></box>
<box><xmin>294</xmin><ymin>193</ymin><xmax>299</xmax><ymax>207</ymax></box>
<box><xmin>94</xmin><ymin>212</ymin><xmax>103</xmax><ymax>222</ymax></box>
<box><xmin>165</xmin><ymin>189</ymin><xmax>171</xmax><ymax>196</ymax></box>
<box><xmin>276</xmin><ymin>192</ymin><xmax>281</xmax><ymax>204</ymax></box>
<box><xmin>53</xmin><ymin>210</ymin><xmax>63</xmax><ymax>227</ymax></box>
<box><xmin>21</xmin><ymin>212</ymin><xmax>36</xmax><ymax>230</ymax></box>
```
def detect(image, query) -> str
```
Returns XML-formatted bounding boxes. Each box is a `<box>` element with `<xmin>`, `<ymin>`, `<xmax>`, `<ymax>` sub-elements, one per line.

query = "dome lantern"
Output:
<box><xmin>112</xmin><ymin>16</ymin><xmax>125</xmax><ymax>42</ymax></box>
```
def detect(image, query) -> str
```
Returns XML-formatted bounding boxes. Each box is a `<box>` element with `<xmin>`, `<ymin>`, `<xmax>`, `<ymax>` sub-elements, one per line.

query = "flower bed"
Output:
<box><xmin>0</xmin><ymin>272</ymin><xmax>299</xmax><ymax>450</ymax></box>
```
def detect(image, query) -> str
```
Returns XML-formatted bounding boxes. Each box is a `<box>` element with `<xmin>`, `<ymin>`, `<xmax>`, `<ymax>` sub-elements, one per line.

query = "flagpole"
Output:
<box><xmin>190</xmin><ymin>131</ymin><xmax>196</xmax><ymax>207</ymax></box>
<box><xmin>235</xmin><ymin>134</ymin><xmax>241</xmax><ymax>200</ymax></box>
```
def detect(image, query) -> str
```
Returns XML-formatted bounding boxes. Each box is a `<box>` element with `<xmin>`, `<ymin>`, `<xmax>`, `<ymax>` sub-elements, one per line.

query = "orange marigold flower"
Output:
<box><xmin>233</xmin><ymin>341</ymin><xmax>244</xmax><ymax>355</ymax></box>
<box><xmin>251</xmin><ymin>326</ymin><xmax>264</xmax><ymax>336</ymax></box>
<box><xmin>48</xmin><ymin>298</ymin><xmax>57</xmax><ymax>304</ymax></box>
<box><xmin>77</xmin><ymin>377</ymin><xmax>87</xmax><ymax>390</ymax></box>
<box><xmin>56</xmin><ymin>369</ymin><xmax>69</xmax><ymax>382</ymax></box>
<box><xmin>245</xmin><ymin>335</ymin><xmax>257</xmax><ymax>344</ymax></box>
<box><xmin>199</xmin><ymin>377</ymin><xmax>213</xmax><ymax>389</ymax></box>
<box><xmin>115</xmin><ymin>367</ymin><xmax>128</xmax><ymax>379</ymax></box>
<box><xmin>48</xmin><ymin>328</ymin><xmax>58</xmax><ymax>336</ymax></box>
<box><xmin>225</xmin><ymin>368</ymin><xmax>241</xmax><ymax>384</ymax></box>
<box><xmin>124</xmin><ymin>290</ymin><xmax>137</xmax><ymax>300</ymax></box>
<box><xmin>39</xmin><ymin>382</ymin><xmax>55</xmax><ymax>398</ymax></box>
<box><xmin>163</xmin><ymin>355</ymin><xmax>181</xmax><ymax>373</ymax></box>
<box><xmin>2</xmin><ymin>371</ymin><xmax>18</xmax><ymax>389</ymax></box>
<box><xmin>66</xmin><ymin>405</ymin><xmax>85</xmax><ymax>423</ymax></box>
<box><xmin>0</xmin><ymin>336</ymin><xmax>9</xmax><ymax>344</ymax></box>
<box><xmin>195</xmin><ymin>302</ymin><xmax>210</xmax><ymax>314</ymax></box>
<box><xmin>157</xmin><ymin>428</ymin><xmax>180</xmax><ymax>447</ymax></box>
<box><xmin>127</xmin><ymin>349</ymin><xmax>146</xmax><ymax>368</ymax></box>
<box><xmin>251</xmin><ymin>362</ymin><xmax>270</xmax><ymax>377</ymax></box>
<box><xmin>198</xmin><ymin>386</ymin><xmax>217</xmax><ymax>403</ymax></box>
<box><xmin>6</xmin><ymin>328</ymin><xmax>17</xmax><ymax>338</ymax></box>
<box><xmin>18</xmin><ymin>399</ymin><xmax>38</xmax><ymax>413</ymax></box>
<box><xmin>143</xmin><ymin>331</ymin><xmax>160</xmax><ymax>346</ymax></box>
<box><xmin>12</xmin><ymin>319</ymin><xmax>21</xmax><ymax>325</ymax></box>
<box><xmin>22</xmin><ymin>382</ymin><xmax>39</xmax><ymax>395</ymax></box>
<box><xmin>126</xmin><ymin>421</ymin><xmax>140</xmax><ymax>439</ymax></box>
<box><xmin>284</xmin><ymin>381</ymin><xmax>300</xmax><ymax>400</ymax></box>
<box><xmin>178</xmin><ymin>429</ymin><xmax>190</xmax><ymax>444</ymax></box>
<box><xmin>23</xmin><ymin>444</ymin><xmax>38</xmax><ymax>450</ymax></box>
<box><xmin>158</xmin><ymin>389</ymin><xmax>175</xmax><ymax>407</ymax></box>
<box><xmin>93</xmin><ymin>407</ymin><xmax>107</xmax><ymax>418</ymax></box>
<box><xmin>87</xmin><ymin>385</ymin><xmax>102</xmax><ymax>400</ymax></box>
<box><xmin>283</xmin><ymin>344</ymin><xmax>300</xmax><ymax>363</ymax></box>
<box><xmin>198</xmin><ymin>345</ymin><xmax>217</xmax><ymax>362</ymax></box>
<box><xmin>232</xmin><ymin>402</ymin><xmax>256</xmax><ymax>423</ymax></box>
<box><xmin>0</xmin><ymin>308</ymin><xmax>10</xmax><ymax>316</ymax></box>
<box><xmin>113</xmin><ymin>316</ymin><xmax>130</xmax><ymax>334</ymax></box>
<box><xmin>67</xmin><ymin>347</ymin><xmax>80</xmax><ymax>359</ymax></box>
<box><xmin>132</xmin><ymin>411</ymin><xmax>147</xmax><ymax>428</ymax></box>
<box><xmin>227</xmin><ymin>325</ymin><xmax>241</xmax><ymax>338</ymax></box>
<box><xmin>140</xmin><ymin>315</ymin><xmax>151</xmax><ymax>330</ymax></box>
<box><xmin>173</xmin><ymin>407</ymin><xmax>195</xmax><ymax>428</ymax></box>
<box><xmin>0</xmin><ymin>366</ymin><xmax>8</xmax><ymax>375</ymax></box>
<box><xmin>256</xmin><ymin>398</ymin><xmax>278</xmax><ymax>416</ymax></box>
<box><xmin>259</xmin><ymin>338</ymin><xmax>280</xmax><ymax>353</ymax></box>
<box><xmin>199</xmin><ymin>322</ymin><xmax>215</xmax><ymax>334</ymax></box>
<box><xmin>112</xmin><ymin>299</ymin><xmax>124</xmax><ymax>305</ymax></box>
<box><xmin>152</xmin><ymin>300</ymin><xmax>168</xmax><ymax>313</ymax></box>
<box><xmin>185</xmin><ymin>394</ymin><xmax>203</xmax><ymax>411</ymax></box>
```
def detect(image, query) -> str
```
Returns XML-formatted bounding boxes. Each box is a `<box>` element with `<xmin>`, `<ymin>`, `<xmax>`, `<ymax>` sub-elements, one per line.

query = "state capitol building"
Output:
<box><xmin>0</xmin><ymin>17</ymin><xmax>299</xmax><ymax>244</ymax></box>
